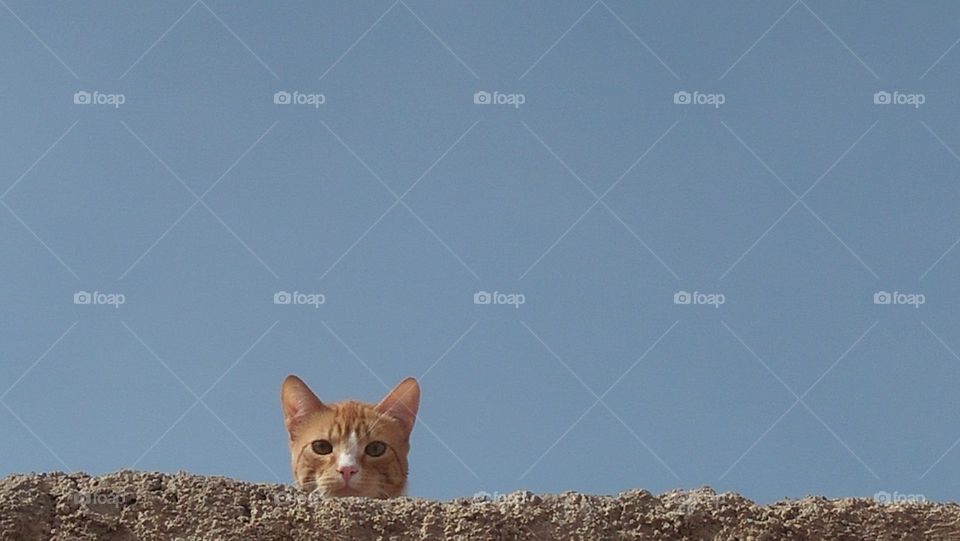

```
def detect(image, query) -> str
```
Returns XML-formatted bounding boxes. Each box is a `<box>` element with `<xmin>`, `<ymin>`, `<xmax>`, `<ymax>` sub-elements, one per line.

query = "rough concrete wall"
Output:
<box><xmin>1</xmin><ymin>471</ymin><xmax>958</xmax><ymax>540</ymax></box>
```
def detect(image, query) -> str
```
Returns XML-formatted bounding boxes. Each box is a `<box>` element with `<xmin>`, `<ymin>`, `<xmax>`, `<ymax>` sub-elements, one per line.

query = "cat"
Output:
<box><xmin>280</xmin><ymin>374</ymin><xmax>420</xmax><ymax>498</ymax></box>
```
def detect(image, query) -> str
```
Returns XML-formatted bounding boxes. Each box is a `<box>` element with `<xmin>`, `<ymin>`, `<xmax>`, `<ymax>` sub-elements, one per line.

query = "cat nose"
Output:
<box><xmin>338</xmin><ymin>465</ymin><xmax>359</xmax><ymax>483</ymax></box>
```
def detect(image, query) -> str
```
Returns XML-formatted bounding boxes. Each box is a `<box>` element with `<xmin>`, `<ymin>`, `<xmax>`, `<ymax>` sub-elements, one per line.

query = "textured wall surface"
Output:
<box><xmin>1</xmin><ymin>471</ymin><xmax>958</xmax><ymax>540</ymax></box>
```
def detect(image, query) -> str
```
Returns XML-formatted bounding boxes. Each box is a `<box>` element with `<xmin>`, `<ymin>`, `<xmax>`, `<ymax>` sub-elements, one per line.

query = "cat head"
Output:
<box><xmin>280</xmin><ymin>375</ymin><xmax>420</xmax><ymax>498</ymax></box>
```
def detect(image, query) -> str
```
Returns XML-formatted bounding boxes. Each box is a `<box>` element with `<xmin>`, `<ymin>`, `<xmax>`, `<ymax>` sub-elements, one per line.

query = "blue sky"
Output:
<box><xmin>2</xmin><ymin>1</ymin><xmax>960</xmax><ymax>503</ymax></box>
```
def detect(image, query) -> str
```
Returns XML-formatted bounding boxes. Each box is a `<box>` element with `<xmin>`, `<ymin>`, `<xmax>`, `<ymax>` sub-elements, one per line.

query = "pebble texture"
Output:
<box><xmin>1</xmin><ymin>471</ymin><xmax>958</xmax><ymax>540</ymax></box>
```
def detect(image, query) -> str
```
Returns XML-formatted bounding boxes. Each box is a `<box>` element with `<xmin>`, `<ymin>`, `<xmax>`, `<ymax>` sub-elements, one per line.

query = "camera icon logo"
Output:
<box><xmin>673</xmin><ymin>91</ymin><xmax>691</xmax><ymax>105</ymax></box>
<box><xmin>873</xmin><ymin>91</ymin><xmax>891</xmax><ymax>105</ymax></box>
<box><xmin>274</xmin><ymin>291</ymin><xmax>292</xmax><ymax>304</ymax></box>
<box><xmin>473</xmin><ymin>91</ymin><xmax>491</xmax><ymax>105</ymax></box>
<box><xmin>873</xmin><ymin>291</ymin><xmax>892</xmax><ymax>305</ymax></box>
<box><xmin>473</xmin><ymin>291</ymin><xmax>492</xmax><ymax>305</ymax></box>
<box><xmin>74</xmin><ymin>91</ymin><xmax>92</xmax><ymax>105</ymax></box>
<box><xmin>674</xmin><ymin>291</ymin><xmax>692</xmax><ymax>305</ymax></box>
<box><xmin>274</xmin><ymin>91</ymin><xmax>292</xmax><ymax>105</ymax></box>
<box><xmin>74</xmin><ymin>291</ymin><xmax>92</xmax><ymax>304</ymax></box>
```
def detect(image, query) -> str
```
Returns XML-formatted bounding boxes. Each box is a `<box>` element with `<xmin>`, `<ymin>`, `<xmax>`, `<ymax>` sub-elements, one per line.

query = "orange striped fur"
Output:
<box><xmin>281</xmin><ymin>375</ymin><xmax>419</xmax><ymax>498</ymax></box>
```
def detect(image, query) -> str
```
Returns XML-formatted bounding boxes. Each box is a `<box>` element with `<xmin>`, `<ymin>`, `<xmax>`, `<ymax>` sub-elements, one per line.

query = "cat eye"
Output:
<box><xmin>311</xmin><ymin>439</ymin><xmax>333</xmax><ymax>455</ymax></box>
<box><xmin>364</xmin><ymin>441</ymin><xmax>387</xmax><ymax>457</ymax></box>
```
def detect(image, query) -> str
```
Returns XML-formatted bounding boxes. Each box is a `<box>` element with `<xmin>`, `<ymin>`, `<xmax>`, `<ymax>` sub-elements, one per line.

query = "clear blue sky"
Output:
<box><xmin>2</xmin><ymin>1</ymin><xmax>960</xmax><ymax>503</ymax></box>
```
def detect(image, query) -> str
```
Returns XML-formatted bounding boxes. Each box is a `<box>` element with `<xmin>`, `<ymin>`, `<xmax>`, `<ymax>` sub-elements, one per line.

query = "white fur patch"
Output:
<box><xmin>337</xmin><ymin>432</ymin><xmax>360</xmax><ymax>471</ymax></box>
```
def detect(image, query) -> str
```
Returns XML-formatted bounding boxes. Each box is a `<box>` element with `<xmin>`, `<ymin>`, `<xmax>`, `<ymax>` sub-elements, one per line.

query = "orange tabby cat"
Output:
<box><xmin>280</xmin><ymin>375</ymin><xmax>420</xmax><ymax>498</ymax></box>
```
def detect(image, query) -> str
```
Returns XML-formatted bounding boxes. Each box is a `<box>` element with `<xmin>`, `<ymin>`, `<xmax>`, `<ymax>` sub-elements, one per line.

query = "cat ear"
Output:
<box><xmin>281</xmin><ymin>375</ymin><xmax>326</xmax><ymax>435</ymax></box>
<box><xmin>376</xmin><ymin>377</ymin><xmax>420</xmax><ymax>437</ymax></box>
